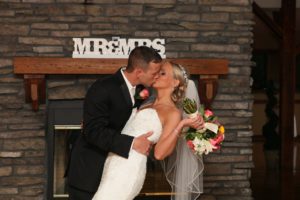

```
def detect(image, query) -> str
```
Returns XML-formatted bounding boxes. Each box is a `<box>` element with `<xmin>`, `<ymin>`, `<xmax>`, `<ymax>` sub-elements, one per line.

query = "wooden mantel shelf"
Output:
<box><xmin>13</xmin><ymin>57</ymin><xmax>229</xmax><ymax>111</ymax></box>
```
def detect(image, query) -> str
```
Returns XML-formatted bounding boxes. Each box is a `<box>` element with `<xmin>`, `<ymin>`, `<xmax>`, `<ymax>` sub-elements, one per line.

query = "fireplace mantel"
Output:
<box><xmin>13</xmin><ymin>57</ymin><xmax>228</xmax><ymax>111</ymax></box>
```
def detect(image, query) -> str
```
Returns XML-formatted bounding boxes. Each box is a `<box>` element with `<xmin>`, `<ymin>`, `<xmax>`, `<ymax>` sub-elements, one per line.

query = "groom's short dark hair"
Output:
<box><xmin>126</xmin><ymin>46</ymin><xmax>162</xmax><ymax>72</ymax></box>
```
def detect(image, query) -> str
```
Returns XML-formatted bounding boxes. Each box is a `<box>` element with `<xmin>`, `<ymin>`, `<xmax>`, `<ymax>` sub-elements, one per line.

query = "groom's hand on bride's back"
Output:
<box><xmin>132</xmin><ymin>131</ymin><xmax>153</xmax><ymax>156</ymax></box>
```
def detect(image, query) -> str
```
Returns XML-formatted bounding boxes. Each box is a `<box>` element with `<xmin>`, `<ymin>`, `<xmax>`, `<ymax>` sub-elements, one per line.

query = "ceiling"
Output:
<box><xmin>255</xmin><ymin>0</ymin><xmax>300</xmax><ymax>8</ymax></box>
<box><xmin>253</xmin><ymin>1</ymin><xmax>300</xmax><ymax>51</ymax></box>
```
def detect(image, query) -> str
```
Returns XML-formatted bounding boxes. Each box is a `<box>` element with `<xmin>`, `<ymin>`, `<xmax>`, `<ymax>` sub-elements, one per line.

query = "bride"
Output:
<box><xmin>92</xmin><ymin>61</ymin><xmax>203</xmax><ymax>200</ymax></box>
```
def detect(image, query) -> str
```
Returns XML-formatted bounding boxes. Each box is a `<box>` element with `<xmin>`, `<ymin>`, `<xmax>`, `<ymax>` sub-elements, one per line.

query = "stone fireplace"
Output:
<box><xmin>0</xmin><ymin>1</ymin><xmax>254</xmax><ymax>199</ymax></box>
<box><xmin>46</xmin><ymin>99</ymin><xmax>176</xmax><ymax>199</ymax></box>
<box><xmin>15</xmin><ymin>57</ymin><xmax>228</xmax><ymax>199</ymax></box>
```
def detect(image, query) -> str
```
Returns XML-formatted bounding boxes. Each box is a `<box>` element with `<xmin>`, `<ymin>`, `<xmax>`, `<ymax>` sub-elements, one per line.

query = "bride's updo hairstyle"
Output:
<box><xmin>170</xmin><ymin>61</ymin><xmax>189</xmax><ymax>104</ymax></box>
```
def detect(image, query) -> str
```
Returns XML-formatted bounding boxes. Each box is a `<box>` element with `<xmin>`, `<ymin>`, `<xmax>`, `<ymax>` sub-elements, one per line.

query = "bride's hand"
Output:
<box><xmin>181</xmin><ymin>114</ymin><xmax>204</xmax><ymax>130</ymax></box>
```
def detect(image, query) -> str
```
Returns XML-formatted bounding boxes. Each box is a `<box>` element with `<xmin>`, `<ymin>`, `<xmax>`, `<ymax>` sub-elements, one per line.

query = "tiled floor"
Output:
<box><xmin>251</xmin><ymin>140</ymin><xmax>300</xmax><ymax>200</ymax></box>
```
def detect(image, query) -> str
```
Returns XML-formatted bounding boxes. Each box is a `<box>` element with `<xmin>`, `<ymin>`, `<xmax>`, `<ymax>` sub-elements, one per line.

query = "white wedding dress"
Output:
<box><xmin>92</xmin><ymin>108</ymin><xmax>162</xmax><ymax>200</ymax></box>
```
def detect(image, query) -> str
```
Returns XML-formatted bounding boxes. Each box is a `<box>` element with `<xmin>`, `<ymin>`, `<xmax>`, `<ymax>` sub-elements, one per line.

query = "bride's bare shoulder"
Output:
<box><xmin>155</xmin><ymin>105</ymin><xmax>181</xmax><ymax>124</ymax></box>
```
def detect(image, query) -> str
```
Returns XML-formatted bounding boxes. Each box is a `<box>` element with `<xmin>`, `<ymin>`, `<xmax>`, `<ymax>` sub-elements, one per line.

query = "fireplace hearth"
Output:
<box><xmin>46</xmin><ymin>100</ymin><xmax>173</xmax><ymax>200</ymax></box>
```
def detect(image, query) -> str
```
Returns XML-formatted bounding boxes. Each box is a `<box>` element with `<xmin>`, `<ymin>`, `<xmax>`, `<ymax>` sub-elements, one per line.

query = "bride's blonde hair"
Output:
<box><xmin>169</xmin><ymin>61</ymin><xmax>189</xmax><ymax>104</ymax></box>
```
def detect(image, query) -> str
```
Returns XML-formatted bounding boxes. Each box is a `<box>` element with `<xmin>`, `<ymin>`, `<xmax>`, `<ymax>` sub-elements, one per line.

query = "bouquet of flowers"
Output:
<box><xmin>182</xmin><ymin>98</ymin><xmax>225</xmax><ymax>155</ymax></box>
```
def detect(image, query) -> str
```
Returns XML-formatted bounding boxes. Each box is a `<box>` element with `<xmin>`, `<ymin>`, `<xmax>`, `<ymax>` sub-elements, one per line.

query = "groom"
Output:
<box><xmin>66</xmin><ymin>46</ymin><xmax>162</xmax><ymax>199</ymax></box>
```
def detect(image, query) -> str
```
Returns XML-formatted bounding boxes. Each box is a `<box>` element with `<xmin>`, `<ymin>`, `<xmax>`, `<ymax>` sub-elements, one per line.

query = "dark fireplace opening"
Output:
<box><xmin>47</xmin><ymin>100</ymin><xmax>172</xmax><ymax>200</ymax></box>
<box><xmin>47</xmin><ymin>100</ymin><xmax>83</xmax><ymax>200</ymax></box>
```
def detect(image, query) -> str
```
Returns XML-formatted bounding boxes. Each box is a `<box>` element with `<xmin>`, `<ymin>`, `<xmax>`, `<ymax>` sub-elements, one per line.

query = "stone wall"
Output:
<box><xmin>0</xmin><ymin>0</ymin><xmax>254</xmax><ymax>199</ymax></box>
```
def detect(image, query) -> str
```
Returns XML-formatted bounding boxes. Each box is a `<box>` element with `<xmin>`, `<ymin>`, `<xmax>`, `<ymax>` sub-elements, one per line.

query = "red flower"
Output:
<box><xmin>209</xmin><ymin>134</ymin><xmax>224</xmax><ymax>146</ymax></box>
<box><xmin>138</xmin><ymin>88</ymin><xmax>149</xmax><ymax>99</ymax></box>
<box><xmin>204</xmin><ymin>109</ymin><xmax>213</xmax><ymax>118</ymax></box>
<box><xmin>186</xmin><ymin>140</ymin><xmax>195</xmax><ymax>150</ymax></box>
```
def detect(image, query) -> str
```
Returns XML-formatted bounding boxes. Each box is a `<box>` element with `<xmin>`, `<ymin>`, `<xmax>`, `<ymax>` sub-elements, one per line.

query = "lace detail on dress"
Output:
<box><xmin>122</xmin><ymin>108</ymin><xmax>162</xmax><ymax>142</ymax></box>
<box><xmin>92</xmin><ymin>108</ymin><xmax>162</xmax><ymax>200</ymax></box>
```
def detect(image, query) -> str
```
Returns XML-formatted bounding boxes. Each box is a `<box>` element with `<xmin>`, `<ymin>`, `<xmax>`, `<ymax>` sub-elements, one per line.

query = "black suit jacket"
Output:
<box><xmin>67</xmin><ymin>69</ymin><xmax>143</xmax><ymax>192</ymax></box>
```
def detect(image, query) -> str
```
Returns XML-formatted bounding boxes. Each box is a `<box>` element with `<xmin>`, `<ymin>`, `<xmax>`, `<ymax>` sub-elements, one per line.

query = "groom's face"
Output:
<box><xmin>137</xmin><ymin>61</ymin><xmax>161</xmax><ymax>87</ymax></box>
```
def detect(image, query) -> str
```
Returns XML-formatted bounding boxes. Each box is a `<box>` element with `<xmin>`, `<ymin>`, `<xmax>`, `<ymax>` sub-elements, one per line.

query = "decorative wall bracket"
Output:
<box><xmin>14</xmin><ymin>57</ymin><xmax>228</xmax><ymax>111</ymax></box>
<box><xmin>198</xmin><ymin>75</ymin><xmax>219</xmax><ymax>109</ymax></box>
<box><xmin>24</xmin><ymin>75</ymin><xmax>46</xmax><ymax>111</ymax></box>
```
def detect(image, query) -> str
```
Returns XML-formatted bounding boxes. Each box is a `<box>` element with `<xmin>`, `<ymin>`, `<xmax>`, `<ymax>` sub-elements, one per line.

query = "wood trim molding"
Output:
<box><xmin>13</xmin><ymin>57</ymin><xmax>229</xmax><ymax>111</ymax></box>
<box><xmin>14</xmin><ymin>57</ymin><xmax>229</xmax><ymax>75</ymax></box>
<box><xmin>280</xmin><ymin>0</ymin><xmax>296</xmax><ymax>199</ymax></box>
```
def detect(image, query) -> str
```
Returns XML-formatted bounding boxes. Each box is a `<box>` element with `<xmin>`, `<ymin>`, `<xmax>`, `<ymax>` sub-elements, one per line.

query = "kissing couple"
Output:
<box><xmin>66</xmin><ymin>46</ymin><xmax>204</xmax><ymax>200</ymax></box>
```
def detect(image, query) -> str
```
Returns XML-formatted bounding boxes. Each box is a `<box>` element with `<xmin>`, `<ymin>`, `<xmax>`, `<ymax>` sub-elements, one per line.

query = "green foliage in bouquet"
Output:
<box><xmin>182</xmin><ymin>98</ymin><xmax>218</xmax><ymax>122</ymax></box>
<box><xmin>182</xmin><ymin>97</ymin><xmax>219</xmax><ymax>140</ymax></box>
<box><xmin>182</xmin><ymin>98</ymin><xmax>197</xmax><ymax>114</ymax></box>
<box><xmin>185</xmin><ymin>127</ymin><xmax>217</xmax><ymax>141</ymax></box>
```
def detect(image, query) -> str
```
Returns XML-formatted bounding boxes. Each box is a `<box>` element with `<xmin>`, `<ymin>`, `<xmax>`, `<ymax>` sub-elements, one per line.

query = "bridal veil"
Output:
<box><xmin>162</xmin><ymin>79</ymin><xmax>204</xmax><ymax>200</ymax></box>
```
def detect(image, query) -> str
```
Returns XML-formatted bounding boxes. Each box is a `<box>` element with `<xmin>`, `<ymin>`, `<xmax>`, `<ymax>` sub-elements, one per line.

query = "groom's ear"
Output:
<box><xmin>135</xmin><ymin>68</ymin><xmax>143</xmax><ymax>77</ymax></box>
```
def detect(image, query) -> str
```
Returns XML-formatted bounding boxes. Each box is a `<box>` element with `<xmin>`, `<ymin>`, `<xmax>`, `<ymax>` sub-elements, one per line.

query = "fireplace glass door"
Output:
<box><xmin>53</xmin><ymin>127</ymin><xmax>172</xmax><ymax>199</ymax></box>
<box><xmin>53</xmin><ymin>126</ymin><xmax>81</xmax><ymax>199</ymax></box>
<box><xmin>48</xmin><ymin>100</ymin><xmax>172</xmax><ymax>200</ymax></box>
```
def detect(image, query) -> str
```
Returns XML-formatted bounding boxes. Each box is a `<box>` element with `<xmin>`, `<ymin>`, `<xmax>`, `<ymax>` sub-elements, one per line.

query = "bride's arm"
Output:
<box><xmin>154</xmin><ymin>111</ymin><xmax>202</xmax><ymax>160</ymax></box>
<box><xmin>154</xmin><ymin>110</ymin><xmax>181</xmax><ymax>160</ymax></box>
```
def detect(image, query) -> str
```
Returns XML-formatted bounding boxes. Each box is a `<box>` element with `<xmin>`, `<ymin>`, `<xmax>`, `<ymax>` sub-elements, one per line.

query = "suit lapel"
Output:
<box><xmin>120</xmin><ymin>83</ymin><xmax>133</xmax><ymax>107</ymax></box>
<box><xmin>115</xmin><ymin>68</ymin><xmax>133</xmax><ymax>108</ymax></box>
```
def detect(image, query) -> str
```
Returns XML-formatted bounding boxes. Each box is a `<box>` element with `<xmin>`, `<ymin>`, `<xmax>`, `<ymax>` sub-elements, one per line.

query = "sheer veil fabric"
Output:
<box><xmin>162</xmin><ymin>80</ymin><xmax>204</xmax><ymax>200</ymax></box>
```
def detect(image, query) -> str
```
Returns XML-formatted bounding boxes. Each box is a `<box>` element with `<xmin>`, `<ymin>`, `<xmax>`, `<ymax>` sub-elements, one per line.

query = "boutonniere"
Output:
<box><xmin>135</xmin><ymin>88</ymin><xmax>150</xmax><ymax>100</ymax></box>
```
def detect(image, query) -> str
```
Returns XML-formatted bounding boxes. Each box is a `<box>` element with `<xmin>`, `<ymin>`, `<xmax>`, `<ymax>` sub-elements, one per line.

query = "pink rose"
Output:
<box><xmin>209</xmin><ymin>134</ymin><xmax>224</xmax><ymax>146</ymax></box>
<box><xmin>139</xmin><ymin>89</ymin><xmax>149</xmax><ymax>99</ymax></box>
<box><xmin>186</xmin><ymin>140</ymin><xmax>195</xmax><ymax>150</ymax></box>
<box><xmin>204</xmin><ymin>109</ymin><xmax>213</xmax><ymax>118</ymax></box>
